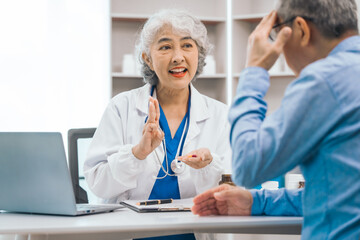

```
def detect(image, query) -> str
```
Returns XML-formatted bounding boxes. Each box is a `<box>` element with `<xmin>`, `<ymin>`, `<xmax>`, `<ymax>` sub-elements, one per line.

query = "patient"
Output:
<box><xmin>193</xmin><ymin>0</ymin><xmax>360</xmax><ymax>239</ymax></box>
<box><xmin>84</xmin><ymin>9</ymin><xmax>231</xmax><ymax>240</ymax></box>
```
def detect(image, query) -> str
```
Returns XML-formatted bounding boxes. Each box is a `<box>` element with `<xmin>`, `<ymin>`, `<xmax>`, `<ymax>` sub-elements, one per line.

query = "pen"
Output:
<box><xmin>136</xmin><ymin>198</ymin><xmax>173</xmax><ymax>206</ymax></box>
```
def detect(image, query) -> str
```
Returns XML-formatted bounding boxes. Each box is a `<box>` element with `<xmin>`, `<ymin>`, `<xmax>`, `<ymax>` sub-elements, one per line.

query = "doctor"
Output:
<box><xmin>84</xmin><ymin>9</ymin><xmax>231</xmax><ymax>240</ymax></box>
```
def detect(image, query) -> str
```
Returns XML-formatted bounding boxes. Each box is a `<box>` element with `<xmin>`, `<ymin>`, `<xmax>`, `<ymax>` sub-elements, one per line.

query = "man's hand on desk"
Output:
<box><xmin>191</xmin><ymin>184</ymin><xmax>253</xmax><ymax>216</ymax></box>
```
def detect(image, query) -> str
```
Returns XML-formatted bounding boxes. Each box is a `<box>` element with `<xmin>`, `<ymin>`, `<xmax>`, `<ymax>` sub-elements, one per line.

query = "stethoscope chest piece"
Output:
<box><xmin>171</xmin><ymin>159</ymin><xmax>186</xmax><ymax>174</ymax></box>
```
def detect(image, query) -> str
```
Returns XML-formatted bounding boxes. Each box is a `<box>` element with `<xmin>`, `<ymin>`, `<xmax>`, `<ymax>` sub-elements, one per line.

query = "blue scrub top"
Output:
<box><xmin>137</xmin><ymin>91</ymin><xmax>195</xmax><ymax>240</ymax></box>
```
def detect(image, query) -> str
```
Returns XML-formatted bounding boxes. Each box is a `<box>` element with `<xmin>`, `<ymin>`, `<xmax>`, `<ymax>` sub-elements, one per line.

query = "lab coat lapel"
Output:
<box><xmin>184</xmin><ymin>84</ymin><xmax>210</xmax><ymax>146</ymax></box>
<box><xmin>135</xmin><ymin>84</ymin><xmax>152</xmax><ymax>116</ymax></box>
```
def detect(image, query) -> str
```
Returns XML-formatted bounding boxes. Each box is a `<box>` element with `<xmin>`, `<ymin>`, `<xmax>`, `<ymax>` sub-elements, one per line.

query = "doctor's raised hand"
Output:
<box><xmin>132</xmin><ymin>97</ymin><xmax>164</xmax><ymax>160</ymax></box>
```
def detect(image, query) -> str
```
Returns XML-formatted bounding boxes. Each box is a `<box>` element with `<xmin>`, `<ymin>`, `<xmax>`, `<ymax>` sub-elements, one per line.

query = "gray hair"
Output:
<box><xmin>135</xmin><ymin>9</ymin><xmax>212</xmax><ymax>85</ymax></box>
<box><xmin>275</xmin><ymin>0</ymin><xmax>358</xmax><ymax>39</ymax></box>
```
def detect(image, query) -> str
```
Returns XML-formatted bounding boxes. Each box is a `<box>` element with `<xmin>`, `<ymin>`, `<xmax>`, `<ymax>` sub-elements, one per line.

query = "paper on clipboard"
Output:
<box><xmin>120</xmin><ymin>198</ymin><xmax>193</xmax><ymax>213</ymax></box>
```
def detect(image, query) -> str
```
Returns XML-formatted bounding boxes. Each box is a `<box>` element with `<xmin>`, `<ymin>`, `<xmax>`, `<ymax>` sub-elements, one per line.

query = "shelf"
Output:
<box><xmin>112</xmin><ymin>73</ymin><xmax>142</xmax><ymax>78</ymax></box>
<box><xmin>233</xmin><ymin>13</ymin><xmax>266</xmax><ymax>23</ymax></box>
<box><xmin>112</xmin><ymin>72</ymin><xmax>227</xmax><ymax>79</ymax></box>
<box><xmin>198</xmin><ymin>73</ymin><xmax>226</xmax><ymax>79</ymax></box>
<box><xmin>111</xmin><ymin>13</ymin><xmax>226</xmax><ymax>24</ymax></box>
<box><xmin>111</xmin><ymin>13</ymin><xmax>148</xmax><ymax>22</ymax></box>
<box><xmin>198</xmin><ymin>17</ymin><xmax>226</xmax><ymax>25</ymax></box>
<box><xmin>233</xmin><ymin>72</ymin><xmax>295</xmax><ymax>78</ymax></box>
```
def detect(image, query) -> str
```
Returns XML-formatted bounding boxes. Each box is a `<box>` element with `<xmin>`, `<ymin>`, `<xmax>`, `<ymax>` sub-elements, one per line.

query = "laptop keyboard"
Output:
<box><xmin>77</xmin><ymin>204</ymin><xmax>115</xmax><ymax>210</ymax></box>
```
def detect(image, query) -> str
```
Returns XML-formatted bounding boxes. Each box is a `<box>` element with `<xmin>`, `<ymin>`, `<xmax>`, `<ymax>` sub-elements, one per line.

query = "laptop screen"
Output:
<box><xmin>0</xmin><ymin>132</ymin><xmax>78</xmax><ymax>215</ymax></box>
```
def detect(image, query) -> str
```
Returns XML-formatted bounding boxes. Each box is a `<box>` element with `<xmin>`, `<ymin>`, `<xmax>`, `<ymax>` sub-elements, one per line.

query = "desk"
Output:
<box><xmin>0</xmin><ymin>208</ymin><xmax>302</xmax><ymax>240</ymax></box>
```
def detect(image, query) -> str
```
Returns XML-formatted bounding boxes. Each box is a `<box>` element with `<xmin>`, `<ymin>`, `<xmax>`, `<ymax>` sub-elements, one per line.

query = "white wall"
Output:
<box><xmin>0</xmin><ymin>0</ymin><xmax>110</xmax><ymax>147</ymax></box>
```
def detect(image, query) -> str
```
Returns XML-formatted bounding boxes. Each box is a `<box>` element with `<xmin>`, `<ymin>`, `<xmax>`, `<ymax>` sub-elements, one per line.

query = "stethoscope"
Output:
<box><xmin>146</xmin><ymin>85</ymin><xmax>191</xmax><ymax>179</ymax></box>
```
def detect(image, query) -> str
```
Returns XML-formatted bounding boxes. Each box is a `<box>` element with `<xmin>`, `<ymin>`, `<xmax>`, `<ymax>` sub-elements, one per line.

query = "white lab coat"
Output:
<box><xmin>84</xmin><ymin>83</ymin><xmax>231</xmax><ymax>204</ymax></box>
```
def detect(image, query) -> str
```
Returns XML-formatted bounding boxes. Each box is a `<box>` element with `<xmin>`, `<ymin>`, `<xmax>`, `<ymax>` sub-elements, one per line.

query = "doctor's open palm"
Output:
<box><xmin>132</xmin><ymin>97</ymin><xmax>164</xmax><ymax>160</ymax></box>
<box><xmin>177</xmin><ymin>148</ymin><xmax>213</xmax><ymax>169</ymax></box>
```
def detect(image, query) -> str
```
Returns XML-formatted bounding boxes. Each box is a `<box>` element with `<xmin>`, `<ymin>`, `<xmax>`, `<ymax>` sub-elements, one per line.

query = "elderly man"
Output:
<box><xmin>192</xmin><ymin>0</ymin><xmax>360</xmax><ymax>239</ymax></box>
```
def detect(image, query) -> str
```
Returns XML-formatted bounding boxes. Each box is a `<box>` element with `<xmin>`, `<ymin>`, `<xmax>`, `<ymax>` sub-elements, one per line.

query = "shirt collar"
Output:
<box><xmin>329</xmin><ymin>35</ymin><xmax>360</xmax><ymax>56</ymax></box>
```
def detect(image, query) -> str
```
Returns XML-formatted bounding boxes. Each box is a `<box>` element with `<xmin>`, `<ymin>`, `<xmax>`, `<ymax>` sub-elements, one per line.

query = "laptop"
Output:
<box><xmin>0</xmin><ymin>132</ymin><xmax>123</xmax><ymax>216</ymax></box>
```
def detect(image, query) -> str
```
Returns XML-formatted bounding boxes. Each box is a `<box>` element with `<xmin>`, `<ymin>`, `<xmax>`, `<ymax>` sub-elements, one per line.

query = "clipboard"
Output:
<box><xmin>120</xmin><ymin>198</ymin><xmax>193</xmax><ymax>213</ymax></box>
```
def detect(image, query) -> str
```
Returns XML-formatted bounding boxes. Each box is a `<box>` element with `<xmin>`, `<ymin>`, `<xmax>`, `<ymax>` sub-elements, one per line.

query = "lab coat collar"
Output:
<box><xmin>186</xmin><ymin>84</ymin><xmax>210</xmax><ymax>144</ymax></box>
<box><xmin>135</xmin><ymin>84</ymin><xmax>153</xmax><ymax>115</ymax></box>
<box><xmin>135</xmin><ymin>83</ymin><xmax>210</xmax><ymax>146</ymax></box>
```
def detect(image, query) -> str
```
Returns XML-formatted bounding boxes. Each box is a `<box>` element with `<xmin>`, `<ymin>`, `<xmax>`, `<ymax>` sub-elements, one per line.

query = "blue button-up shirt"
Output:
<box><xmin>229</xmin><ymin>36</ymin><xmax>360</xmax><ymax>239</ymax></box>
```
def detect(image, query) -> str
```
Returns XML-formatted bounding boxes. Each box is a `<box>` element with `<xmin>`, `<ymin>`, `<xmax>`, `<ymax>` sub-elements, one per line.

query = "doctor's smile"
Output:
<box><xmin>169</xmin><ymin>67</ymin><xmax>188</xmax><ymax>78</ymax></box>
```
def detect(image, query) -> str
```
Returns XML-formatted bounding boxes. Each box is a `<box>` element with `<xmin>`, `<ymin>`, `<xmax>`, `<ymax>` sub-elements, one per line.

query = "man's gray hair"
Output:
<box><xmin>276</xmin><ymin>0</ymin><xmax>358</xmax><ymax>39</ymax></box>
<box><xmin>135</xmin><ymin>9</ymin><xmax>212</xmax><ymax>85</ymax></box>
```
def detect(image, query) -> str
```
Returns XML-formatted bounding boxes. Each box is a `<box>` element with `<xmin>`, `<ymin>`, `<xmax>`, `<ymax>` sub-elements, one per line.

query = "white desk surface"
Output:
<box><xmin>0</xmin><ymin>208</ymin><xmax>302</xmax><ymax>240</ymax></box>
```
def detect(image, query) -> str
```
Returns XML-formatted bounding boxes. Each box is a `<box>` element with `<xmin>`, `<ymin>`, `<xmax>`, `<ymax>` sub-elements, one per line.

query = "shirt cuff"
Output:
<box><xmin>249</xmin><ymin>189</ymin><xmax>264</xmax><ymax>215</ymax></box>
<box><xmin>108</xmin><ymin>144</ymin><xmax>146</xmax><ymax>173</ymax></box>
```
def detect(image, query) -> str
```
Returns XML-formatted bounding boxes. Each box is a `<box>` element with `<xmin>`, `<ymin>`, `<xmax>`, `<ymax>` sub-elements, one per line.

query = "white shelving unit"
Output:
<box><xmin>110</xmin><ymin>0</ymin><xmax>294</xmax><ymax>111</ymax></box>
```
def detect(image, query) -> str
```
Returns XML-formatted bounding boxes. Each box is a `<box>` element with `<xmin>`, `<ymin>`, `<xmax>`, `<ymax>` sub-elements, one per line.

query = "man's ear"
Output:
<box><xmin>295</xmin><ymin>17</ymin><xmax>311</xmax><ymax>47</ymax></box>
<box><xmin>142</xmin><ymin>52</ymin><xmax>154</xmax><ymax>70</ymax></box>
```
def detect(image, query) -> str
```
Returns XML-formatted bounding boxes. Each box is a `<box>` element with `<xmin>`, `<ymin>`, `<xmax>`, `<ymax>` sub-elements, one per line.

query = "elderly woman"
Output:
<box><xmin>84</xmin><ymin>9</ymin><xmax>231</xmax><ymax>240</ymax></box>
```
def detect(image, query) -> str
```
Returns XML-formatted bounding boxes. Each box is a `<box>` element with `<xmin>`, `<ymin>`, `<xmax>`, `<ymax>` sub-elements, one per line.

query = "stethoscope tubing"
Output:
<box><xmin>147</xmin><ymin>85</ymin><xmax>191</xmax><ymax>178</ymax></box>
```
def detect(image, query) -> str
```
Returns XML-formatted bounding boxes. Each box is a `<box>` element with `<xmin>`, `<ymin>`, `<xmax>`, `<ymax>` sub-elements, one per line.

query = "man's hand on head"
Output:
<box><xmin>245</xmin><ymin>11</ymin><xmax>292</xmax><ymax>70</ymax></box>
